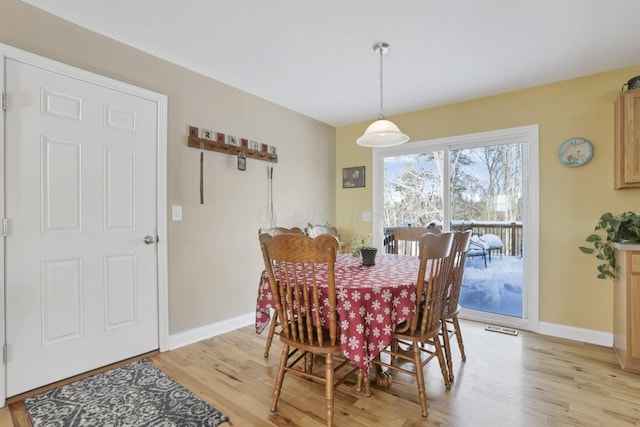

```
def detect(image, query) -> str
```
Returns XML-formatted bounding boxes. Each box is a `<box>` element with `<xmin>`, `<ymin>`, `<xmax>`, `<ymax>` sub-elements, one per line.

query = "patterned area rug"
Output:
<box><xmin>24</xmin><ymin>359</ymin><xmax>229</xmax><ymax>427</ymax></box>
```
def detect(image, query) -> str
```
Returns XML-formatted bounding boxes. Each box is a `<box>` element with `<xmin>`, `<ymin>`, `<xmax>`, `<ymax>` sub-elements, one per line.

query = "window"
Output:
<box><xmin>372</xmin><ymin>125</ymin><xmax>539</xmax><ymax>330</ymax></box>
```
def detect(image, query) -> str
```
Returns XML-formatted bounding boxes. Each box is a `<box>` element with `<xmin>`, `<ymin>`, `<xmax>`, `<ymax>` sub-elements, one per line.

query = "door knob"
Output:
<box><xmin>144</xmin><ymin>235</ymin><xmax>156</xmax><ymax>244</ymax></box>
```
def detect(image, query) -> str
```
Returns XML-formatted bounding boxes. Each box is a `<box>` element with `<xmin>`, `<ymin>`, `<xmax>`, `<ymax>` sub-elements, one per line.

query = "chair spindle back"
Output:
<box><xmin>443</xmin><ymin>230</ymin><xmax>472</xmax><ymax>316</ymax></box>
<box><xmin>393</xmin><ymin>226</ymin><xmax>441</xmax><ymax>256</ymax></box>
<box><xmin>260</xmin><ymin>233</ymin><xmax>339</xmax><ymax>347</ymax></box>
<box><xmin>410</xmin><ymin>232</ymin><xmax>454</xmax><ymax>336</ymax></box>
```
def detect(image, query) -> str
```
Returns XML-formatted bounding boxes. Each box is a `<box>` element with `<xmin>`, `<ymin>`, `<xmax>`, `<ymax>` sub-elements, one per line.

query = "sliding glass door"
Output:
<box><xmin>373</xmin><ymin>126</ymin><xmax>539</xmax><ymax>330</ymax></box>
<box><xmin>449</xmin><ymin>144</ymin><xmax>523</xmax><ymax>318</ymax></box>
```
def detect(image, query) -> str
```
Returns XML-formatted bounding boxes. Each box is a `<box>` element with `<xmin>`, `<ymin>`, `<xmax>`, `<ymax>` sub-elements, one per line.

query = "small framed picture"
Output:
<box><xmin>250</xmin><ymin>140</ymin><xmax>260</xmax><ymax>151</ymax></box>
<box><xmin>342</xmin><ymin>166</ymin><xmax>365</xmax><ymax>188</ymax></box>
<box><xmin>240</xmin><ymin>138</ymin><xmax>249</xmax><ymax>149</ymax></box>
<box><xmin>237</xmin><ymin>155</ymin><xmax>247</xmax><ymax>171</ymax></box>
<box><xmin>261</xmin><ymin>143</ymin><xmax>269</xmax><ymax>153</ymax></box>
<box><xmin>216</xmin><ymin>132</ymin><xmax>226</xmax><ymax>144</ymax></box>
<box><xmin>269</xmin><ymin>145</ymin><xmax>278</xmax><ymax>155</ymax></box>
<box><xmin>227</xmin><ymin>135</ymin><xmax>240</xmax><ymax>146</ymax></box>
<box><xmin>189</xmin><ymin>126</ymin><xmax>199</xmax><ymax>138</ymax></box>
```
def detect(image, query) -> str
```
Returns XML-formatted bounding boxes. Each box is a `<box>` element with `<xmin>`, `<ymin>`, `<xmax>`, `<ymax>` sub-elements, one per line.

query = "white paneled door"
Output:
<box><xmin>5</xmin><ymin>58</ymin><xmax>160</xmax><ymax>396</ymax></box>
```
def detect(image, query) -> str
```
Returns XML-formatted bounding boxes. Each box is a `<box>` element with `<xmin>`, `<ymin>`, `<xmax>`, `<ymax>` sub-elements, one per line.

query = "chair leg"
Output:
<box><xmin>305</xmin><ymin>352</ymin><xmax>314</xmax><ymax>373</ymax></box>
<box><xmin>434</xmin><ymin>335</ymin><xmax>451</xmax><ymax>390</ymax></box>
<box><xmin>356</xmin><ymin>367</ymin><xmax>372</xmax><ymax>397</ymax></box>
<box><xmin>271</xmin><ymin>344</ymin><xmax>289</xmax><ymax>413</ymax></box>
<box><xmin>452</xmin><ymin>316</ymin><xmax>466</xmax><ymax>361</ymax></box>
<box><xmin>325</xmin><ymin>353</ymin><xmax>335</xmax><ymax>427</ymax></box>
<box><xmin>441</xmin><ymin>320</ymin><xmax>455</xmax><ymax>383</ymax></box>
<box><xmin>264</xmin><ymin>312</ymin><xmax>279</xmax><ymax>357</ymax></box>
<box><xmin>412</xmin><ymin>342</ymin><xmax>429</xmax><ymax>417</ymax></box>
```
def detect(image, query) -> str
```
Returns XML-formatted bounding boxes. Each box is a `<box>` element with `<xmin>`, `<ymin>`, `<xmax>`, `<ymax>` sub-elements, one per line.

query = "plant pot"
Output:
<box><xmin>360</xmin><ymin>248</ymin><xmax>377</xmax><ymax>266</ymax></box>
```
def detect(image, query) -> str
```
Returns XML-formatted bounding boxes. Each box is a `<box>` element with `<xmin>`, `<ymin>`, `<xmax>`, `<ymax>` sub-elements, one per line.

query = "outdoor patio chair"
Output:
<box><xmin>467</xmin><ymin>234</ymin><xmax>488</xmax><ymax>267</ymax></box>
<box><xmin>479</xmin><ymin>233</ymin><xmax>504</xmax><ymax>261</ymax></box>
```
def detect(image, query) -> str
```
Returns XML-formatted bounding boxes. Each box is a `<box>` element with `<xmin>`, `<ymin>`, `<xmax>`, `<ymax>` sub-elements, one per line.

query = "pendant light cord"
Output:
<box><xmin>378</xmin><ymin>45</ymin><xmax>385</xmax><ymax>120</ymax></box>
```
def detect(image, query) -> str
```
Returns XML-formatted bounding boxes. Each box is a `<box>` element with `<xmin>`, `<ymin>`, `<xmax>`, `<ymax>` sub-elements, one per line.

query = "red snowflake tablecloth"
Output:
<box><xmin>255</xmin><ymin>253</ymin><xmax>420</xmax><ymax>371</ymax></box>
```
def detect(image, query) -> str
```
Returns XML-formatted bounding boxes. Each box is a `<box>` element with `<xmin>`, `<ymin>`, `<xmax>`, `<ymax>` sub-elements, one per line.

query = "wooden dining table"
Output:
<box><xmin>255</xmin><ymin>252</ymin><xmax>421</xmax><ymax>372</ymax></box>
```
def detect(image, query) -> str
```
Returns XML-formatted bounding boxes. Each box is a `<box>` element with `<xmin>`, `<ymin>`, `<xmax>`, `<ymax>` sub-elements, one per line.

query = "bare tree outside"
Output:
<box><xmin>383</xmin><ymin>143</ymin><xmax>523</xmax><ymax>227</ymax></box>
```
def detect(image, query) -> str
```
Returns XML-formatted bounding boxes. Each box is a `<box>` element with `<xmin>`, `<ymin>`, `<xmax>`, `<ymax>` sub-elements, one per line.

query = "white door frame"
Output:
<box><xmin>372</xmin><ymin>125</ymin><xmax>540</xmax><ymax>332</ymax></box>
<box><xmin>0</xmin><ymin>43</ymin><xmax>169</xmax><ymax>407</ymax></box>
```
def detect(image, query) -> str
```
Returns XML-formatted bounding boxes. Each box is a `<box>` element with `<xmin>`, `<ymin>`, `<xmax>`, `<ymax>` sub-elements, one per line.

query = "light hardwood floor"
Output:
<box><xmin>4</xmin><ymin>319</ymin><xmax>640</xmax><ymax>426</ymax></box>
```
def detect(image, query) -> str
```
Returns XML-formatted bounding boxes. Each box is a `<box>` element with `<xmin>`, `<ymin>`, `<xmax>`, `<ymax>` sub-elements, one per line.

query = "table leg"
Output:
<box><xmin>372</xmin><ymin>355</ymin><xmax>392</xmax><ymax>388</ymax></box>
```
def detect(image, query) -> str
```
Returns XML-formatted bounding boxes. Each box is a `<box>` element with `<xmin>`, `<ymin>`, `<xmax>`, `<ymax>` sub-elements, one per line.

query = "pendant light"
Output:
<box><xmin>356</xmin><ymin>42</ymin><xmax>409</xmax><ymax>148</ymax></box>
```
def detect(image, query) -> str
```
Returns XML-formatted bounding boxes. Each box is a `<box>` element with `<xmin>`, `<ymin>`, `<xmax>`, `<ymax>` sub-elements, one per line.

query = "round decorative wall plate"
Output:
<box><xmin>558</xmin><ymin>137</ymin><xmax>593</xmax><ymax>167</ymax></box>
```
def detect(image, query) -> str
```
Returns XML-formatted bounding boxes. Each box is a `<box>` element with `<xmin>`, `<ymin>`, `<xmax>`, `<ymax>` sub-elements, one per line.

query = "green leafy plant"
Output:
<box><xmin>579</xmin><ymin>212</ymin><xmax>640</xmax><ymax>279</ymax></box>
<box><xmin>350</xmin><ymin>234</ymin><xmax>375</xmax><ymax>257</ymax></box>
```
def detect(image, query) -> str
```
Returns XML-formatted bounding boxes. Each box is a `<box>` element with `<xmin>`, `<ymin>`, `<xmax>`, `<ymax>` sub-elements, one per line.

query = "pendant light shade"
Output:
<box><xmin>357</xmin><ymin>42</ymin><xmax>409</xmax><ymax>148</ymax></box>
<box><xmin>356</xmin><ymin>119</ymin><xmax>409</xmax><ymax>147</ymax></box>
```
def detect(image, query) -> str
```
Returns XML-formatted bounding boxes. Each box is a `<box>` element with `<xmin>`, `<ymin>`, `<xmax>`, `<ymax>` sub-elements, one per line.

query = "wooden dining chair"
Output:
<box><xmin>393</xmin><ymin>226</ymin><xmax>440</xmax><ymax>256</ymax></box>
<box><xmin>441</xmin><ymin>230</ymin><xmax>472</xmax><ymax>383</ymax></box>
<box><xmin>258</xmin><ymin>226</ymin><xmax>304</xmax><ymax>357</ymax></box>
<box><xmin>306</xmin><ymin>225</ymin><xmax>347</xmax><ymax>254</ymax></box>
<box><xmin>258</xmin><ymin>226</ymin><xmax>303</xmax><ymax>236</ymax></box>
<box><xmin>372</xmin><ymin>231</ymin><xmax>454</xmax><ymax>418</ymax></box>
<box><xmin>259</xmin><ymin>233</ymin><xmax>355</xmax><ymax>427</ymax></box>
<box><xmin>306</xmin><ymin>225</ymin><xmax>338</xmax><ymax>238</ymax></box>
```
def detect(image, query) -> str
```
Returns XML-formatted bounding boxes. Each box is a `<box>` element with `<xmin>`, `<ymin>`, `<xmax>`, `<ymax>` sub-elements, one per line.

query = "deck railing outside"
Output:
<box><xmin>383</xmin><ymin>221</ymin><xmax>523</xmax><ymax>257</ymax></box>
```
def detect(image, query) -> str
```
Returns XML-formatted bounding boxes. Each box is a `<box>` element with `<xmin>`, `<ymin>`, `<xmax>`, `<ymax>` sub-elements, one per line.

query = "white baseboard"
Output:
<box><xmin>165</xmin><ymin>313</ymin><xmax>614</xmax><ymax>352</ymax></box>
<box><xmin>537</xmin><ymin>321</ymin><xmax>613</xmax><ymax>348</ymax></box>
<box><xmin>167</xmin><ymin>312</ymin><xmax>255</xmax><ymax>351</ymax></box>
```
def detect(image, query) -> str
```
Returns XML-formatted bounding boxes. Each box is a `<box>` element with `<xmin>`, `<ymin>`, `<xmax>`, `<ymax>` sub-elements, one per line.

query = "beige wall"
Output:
<box><xmin>4</xmin><ymin>0</ymin><xmax>640</xmax><ymax>337</ymax></box>
<box><xmin>336</xmin><ymin>65</ymin><xmax>640</xmax><ymax>333</ymax></box>
<box><xmin>1</xmin><ymin>0</ymin><xmax>336</xmax><ymax>334</ymax></box>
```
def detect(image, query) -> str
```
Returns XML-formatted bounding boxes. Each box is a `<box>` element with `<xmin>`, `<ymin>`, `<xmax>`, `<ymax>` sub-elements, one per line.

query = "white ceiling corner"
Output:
<box><xmin>19</xmin><ymin>0</ymin><xmax>640</xmax><ymax>127</ymax></box>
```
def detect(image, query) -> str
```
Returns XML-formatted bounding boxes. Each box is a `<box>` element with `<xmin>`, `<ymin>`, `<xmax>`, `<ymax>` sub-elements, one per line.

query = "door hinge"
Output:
<box><xmin>2</xmin><ymin>345</ymin><xmax>7</xmax><ymax>364</ymax></box>
<box><xmin>2</xmin><ymin>218</ymin><xmax>7</xmax><ymax>237</ymax></box>
<box><xmin>2</xmin><ymin>91</ymin><xmax>6</xmax><ymax>111</ymax></box>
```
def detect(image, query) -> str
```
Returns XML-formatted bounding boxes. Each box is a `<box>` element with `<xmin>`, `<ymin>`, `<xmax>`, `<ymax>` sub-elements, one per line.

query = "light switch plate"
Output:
<box><xmin>172</xmin><ymin>205</ymin><xmax>182</xmax><ymax>221</ymax></box>
<box><xmin>362</xmin><ymin>211</ymin><xmax>372</xmax><ymax>222</ymax></box>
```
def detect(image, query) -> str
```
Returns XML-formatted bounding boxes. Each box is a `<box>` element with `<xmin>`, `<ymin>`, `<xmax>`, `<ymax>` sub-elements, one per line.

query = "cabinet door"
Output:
<box><xmin>615</xmin><ymin>89</ymin><xmax>640</xmax><ymax>188</ymax></box>
<box><xmin>631</xmin><ymin>253</ymin><xmax>640</xmax><ymax>360</ymax></box>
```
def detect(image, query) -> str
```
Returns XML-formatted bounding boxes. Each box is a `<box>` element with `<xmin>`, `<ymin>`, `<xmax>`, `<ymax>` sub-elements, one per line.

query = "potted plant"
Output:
<box><xmin>351</xmin><ymin>234</ymin><xmax>377</xmax><ymax>266</ymax></box>
<box><xmin>579</xmin><ymin>211</ymin><xmax>640</xmax><ymax>279</ymax></box>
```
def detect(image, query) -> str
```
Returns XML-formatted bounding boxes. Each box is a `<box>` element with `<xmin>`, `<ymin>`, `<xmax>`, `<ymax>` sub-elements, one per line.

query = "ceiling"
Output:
<box><xmin>21</xmin><ymin>0</ymin><xmax>640</xmax><ymax>127</ymax></box>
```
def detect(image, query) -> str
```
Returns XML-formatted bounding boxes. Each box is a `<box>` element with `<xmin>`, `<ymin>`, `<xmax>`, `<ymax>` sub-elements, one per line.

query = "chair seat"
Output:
<box><xmin>393</xmin><ymin>309</ymin><xmax>442</xmax><ymax>342</ymax></box>
<box><xmin>393</xmin><ymin>328</ymin><xmax>441</xmax><ymax>345</ymax></box>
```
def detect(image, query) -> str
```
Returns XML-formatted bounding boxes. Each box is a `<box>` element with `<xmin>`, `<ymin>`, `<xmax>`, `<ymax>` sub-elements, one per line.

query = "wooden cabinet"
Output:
<box><xmin>613</xmin><ymin>246</ymin><xmax>640</xmax><ymax>373</ymax></box>
<box><xmin>614</xmin><ymin>88</ymin><xmax>640</xmax><ymax>189</ymax></box>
